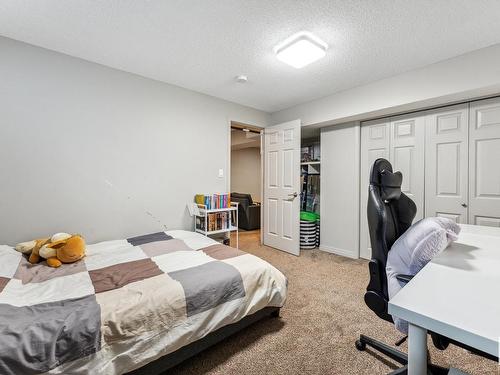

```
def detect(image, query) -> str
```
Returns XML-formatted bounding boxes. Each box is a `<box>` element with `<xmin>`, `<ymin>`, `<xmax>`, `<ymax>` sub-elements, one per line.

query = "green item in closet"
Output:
<box><xmin>300</xmin><ymin>211</ymin><xmax>319</xmax><ymax>222</ymax></box>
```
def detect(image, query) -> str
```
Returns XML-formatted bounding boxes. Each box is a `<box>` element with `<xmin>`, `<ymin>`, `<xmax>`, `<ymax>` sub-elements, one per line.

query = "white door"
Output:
<box><xmin>263</xmin><ymin>119</ymin><xmax>301</xmax><ymax>255</ymax></box>
<box><xmin>360</xmin><ymin>119</ymin><xmax>390</xmax><ymax>259</ymax></box>
<box><xmin>389</xmin><ymin>114</ymin><xmax>425</xmax><ymax>221</ymax></box>
<box><xmin>424</xmin><ymin>104</ymin><xmax>469</xmax><ymax>223</ymax></box>
<box><xmin>359</xmin><ymin>115</ymin><xmax>424</xmax><ymax>259</ymax></box>
<box><xmin>469</xmin><ymin>97</ymin><xmax>500</xmax><ymax>227</ymax></box>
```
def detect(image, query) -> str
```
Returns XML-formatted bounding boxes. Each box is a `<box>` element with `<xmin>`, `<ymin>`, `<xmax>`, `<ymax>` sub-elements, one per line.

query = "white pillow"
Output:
<box><xmin>386</xmin><ymin>217</ymin><xmax>460</xmax><ymax>333</ymax></box>
<box><xmin>409</xmin><ymin>217</ymin><xmax>460</xmax><ymax>274</ymax></box>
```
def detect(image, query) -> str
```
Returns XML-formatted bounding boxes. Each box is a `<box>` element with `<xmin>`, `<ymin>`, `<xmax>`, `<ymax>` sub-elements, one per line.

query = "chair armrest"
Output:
<box><xmin>396</xmin><ymin>274</ymin><xmax>414</xmax><ymax>283</ymax></box>
<box><xmin>247</xmin><ymin>205</ymin><xmax>261</xmax><ymax>230</ymax></box>
<box><xmin>248</xmin><ymin>205</ymin><xmax>261</xmax><ymax>214</ymax></box>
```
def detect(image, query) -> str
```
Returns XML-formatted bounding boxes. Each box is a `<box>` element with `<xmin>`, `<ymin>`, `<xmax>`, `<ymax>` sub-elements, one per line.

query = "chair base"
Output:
<box><xmin>356</xmin><ymin>334</ymin><xmax>408</xmax><ymax>366</ymax></box>
<box><xmin>356</xmin><ymin>334</ymin><xmax>449</xmax><ymax>375</ymax></box>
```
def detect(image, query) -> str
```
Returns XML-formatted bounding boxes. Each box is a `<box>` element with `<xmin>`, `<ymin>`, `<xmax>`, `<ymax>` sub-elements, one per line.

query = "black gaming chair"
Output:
<box><xmin>355</xmin><ymin>158</ymin><xmax>497</xmax><ymax>374</ymax></box>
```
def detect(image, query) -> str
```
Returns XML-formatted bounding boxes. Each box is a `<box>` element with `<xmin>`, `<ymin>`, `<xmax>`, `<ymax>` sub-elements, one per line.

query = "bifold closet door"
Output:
<box><xmin>359</xmin><ymin>96</ymin><xmax>500</xmax><ymax>260</ymax></box>
<box><xmin>360</xmin><ymin>120</ymin><xmax>390</xmax><ymax>259</ymax></box>
<box><xmin>468</xmin><ymin>98</ymin><xmax>500</xmax><ymax>227</ymax></box>
<box><xmin>389</xmin><ymin>115</ymin><xmax>425</xmax><ymax>222</ymax></box>
<box><xmin>360</xmin><ymin>115</ymin><xmax>424</xmax><ymax>259</ymax></box>
<box><xmin>424</xmin><ymin>104</ymin><xmax>469</xmax><ymax>223</ymax></box>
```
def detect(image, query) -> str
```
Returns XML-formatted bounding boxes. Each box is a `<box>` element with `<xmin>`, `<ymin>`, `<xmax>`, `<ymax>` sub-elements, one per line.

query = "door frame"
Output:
<box><xmin>228</xmin><ymin>121</ymin><xmax>265</xmax><ymax>241</ymax></box>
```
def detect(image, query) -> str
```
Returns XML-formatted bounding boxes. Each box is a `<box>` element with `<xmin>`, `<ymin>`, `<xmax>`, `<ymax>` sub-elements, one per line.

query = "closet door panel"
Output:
<box><xmin>469</xmin><ymin>97</ymin><xmax>500</xmax><ymax>227</ymax></box>
<box><xmin>424</xmin><ymin>104</ymin><xmax>468</xmax><ymax>223</ymax></box>
<box><xmin>360</xmin><ymin>120</ymin><xmax>390</xmax><ymax>259</ymax></box>
<box><xmin>390</xmin><ymin>116</ymin><xmax>425</xmax><ymax>221</ymax></box>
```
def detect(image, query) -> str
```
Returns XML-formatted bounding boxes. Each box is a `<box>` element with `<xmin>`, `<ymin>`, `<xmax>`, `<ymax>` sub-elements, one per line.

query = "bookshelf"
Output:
<box><xmin>194</xmin><ymin>202</ymin><xmax>239</xmax><ymax>249</ymax></box>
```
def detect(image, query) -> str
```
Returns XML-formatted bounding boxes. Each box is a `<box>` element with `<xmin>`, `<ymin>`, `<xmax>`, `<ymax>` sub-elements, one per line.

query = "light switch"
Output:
<box><xmin>218</xmin><ymin>168</ymin><xmax>224</xmax><ymax>178</ymax></box>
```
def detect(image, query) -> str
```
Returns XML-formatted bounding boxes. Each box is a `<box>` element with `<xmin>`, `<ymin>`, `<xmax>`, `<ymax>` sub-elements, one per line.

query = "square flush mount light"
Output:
<box><xmin>274</xmin><ymin>31</ymin><xmax>328</xmax><ymax>69</ymax></box>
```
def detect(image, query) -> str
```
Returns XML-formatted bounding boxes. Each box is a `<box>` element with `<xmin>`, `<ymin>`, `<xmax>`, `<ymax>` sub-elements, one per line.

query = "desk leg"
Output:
<box><xmin>408</xmin><ymin>323</ymin><xmax>427</xmax><ymax>375</ymax></box>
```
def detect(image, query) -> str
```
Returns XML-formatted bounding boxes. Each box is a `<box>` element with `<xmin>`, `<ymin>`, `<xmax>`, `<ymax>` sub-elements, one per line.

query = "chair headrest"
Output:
<box><xmin>380</xmin><ymin>170</ymin><xmax>402</xmax><ymax>201</ymax></box>
<box><xmin>369</xmin><ymin>158</ymin><xmax>403</xmax><ymax>201</ymax></box>
<box><xmin>231</xmin><ymin>192</ymin><xmax>253</xmax><ymax>205</ymax></box>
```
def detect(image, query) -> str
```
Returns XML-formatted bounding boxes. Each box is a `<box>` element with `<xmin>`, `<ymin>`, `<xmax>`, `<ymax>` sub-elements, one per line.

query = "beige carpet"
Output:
<box><xmin>171</xmin><ymin>231</ymin><xmax>498</xmax><ymax>375</ymax></box>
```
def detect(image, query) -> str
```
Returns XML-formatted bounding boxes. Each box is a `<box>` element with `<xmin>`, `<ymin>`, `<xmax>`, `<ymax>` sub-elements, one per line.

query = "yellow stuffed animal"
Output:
<box><xmin>15</xmin><ymin>233</ymin><xmax>86</xmax><ymax>268</ymax></box>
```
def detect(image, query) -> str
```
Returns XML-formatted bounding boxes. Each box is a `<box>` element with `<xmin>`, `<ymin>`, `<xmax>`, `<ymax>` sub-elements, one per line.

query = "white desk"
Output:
<box><xmin>388</xmin><ymin>224</ymin><xmax>500</xmax><ymax>375</ymax></box>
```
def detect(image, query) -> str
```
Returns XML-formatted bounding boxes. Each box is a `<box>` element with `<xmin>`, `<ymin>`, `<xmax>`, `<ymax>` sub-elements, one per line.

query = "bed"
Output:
<box><xmin>0</xmin><ymin>230</ymin><xmax>287</xmax><ymax>375</ymax></box>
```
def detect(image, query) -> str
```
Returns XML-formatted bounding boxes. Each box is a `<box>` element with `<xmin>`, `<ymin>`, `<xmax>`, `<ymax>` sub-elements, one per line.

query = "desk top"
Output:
<box><xmin>388</xmin><ymin>224</ymin><xmax>500</xmax><ymax>356</ymax></box>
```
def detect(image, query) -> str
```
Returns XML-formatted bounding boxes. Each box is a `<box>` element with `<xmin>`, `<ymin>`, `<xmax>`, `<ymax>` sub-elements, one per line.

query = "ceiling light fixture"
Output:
<box><xmin>274</xmin><ymin>31</ymin><xmax>328</xmax><ymax>69</ymax></box>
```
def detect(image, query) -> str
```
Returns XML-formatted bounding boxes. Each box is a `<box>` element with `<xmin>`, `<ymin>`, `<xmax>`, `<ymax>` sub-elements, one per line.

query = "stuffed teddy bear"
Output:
<box><xmin>15</xmin><ymin>233</ymin><xmax>86</xmax><ymax>268</ymax></box>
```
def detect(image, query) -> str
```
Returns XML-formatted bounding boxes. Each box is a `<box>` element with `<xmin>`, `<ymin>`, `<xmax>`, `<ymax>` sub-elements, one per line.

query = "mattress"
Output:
<box><xmin>0</xmin><ymin>230</ymin><xmax>287</xmax><ymax>375</ymax></box>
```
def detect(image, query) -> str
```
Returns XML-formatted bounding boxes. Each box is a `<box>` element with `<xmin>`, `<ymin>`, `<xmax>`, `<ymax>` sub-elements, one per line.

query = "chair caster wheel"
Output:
<box><xmin>355</xmin><ymin>339</ymin><xmax>366</xmax><ymax>351</ymax></box>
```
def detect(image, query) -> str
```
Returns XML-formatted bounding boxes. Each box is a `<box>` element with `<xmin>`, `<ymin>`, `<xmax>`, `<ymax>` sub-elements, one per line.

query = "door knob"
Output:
<box><xmin>288</xmin><ymin>192</ymin><xmax>298</xmax><ymax>199</ymax></box>
<box><xmin>461</xmin><ymin>203</ymin><xmax>468</xmax><ymax>208</ymax></box>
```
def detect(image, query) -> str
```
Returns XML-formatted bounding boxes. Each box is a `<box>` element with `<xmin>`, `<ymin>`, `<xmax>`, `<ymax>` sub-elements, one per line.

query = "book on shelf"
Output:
<box><xmin>194</xmin><ymin>193</ymin><xmax>231</xmax><ymax>210</ymax></box>
<box><xmin>195</xmin><ymin>211</ymin><xmax>233</xmax><ymax>232</ymax></box>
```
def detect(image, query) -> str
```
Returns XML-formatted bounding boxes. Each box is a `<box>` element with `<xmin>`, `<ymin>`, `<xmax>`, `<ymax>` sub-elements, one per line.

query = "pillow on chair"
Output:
<box><xmin>408</xmin><ymin>217</ymin><xmax>460</xmax><ymax>274</ymax></box>
<box><xmin>386</xmin><ymin>217</ymin><xmax>460</xmax><ymax>333</ymax></box>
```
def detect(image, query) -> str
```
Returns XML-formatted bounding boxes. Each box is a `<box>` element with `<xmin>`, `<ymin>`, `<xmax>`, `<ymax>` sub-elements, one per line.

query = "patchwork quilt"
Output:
<box><xmin>0</xmin><ymin>230</ymin><xmax>287</xmax><ymax>375</ymax></box>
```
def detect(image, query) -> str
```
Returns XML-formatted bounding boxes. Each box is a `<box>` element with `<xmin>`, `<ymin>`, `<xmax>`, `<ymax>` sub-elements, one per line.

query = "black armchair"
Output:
<box><xmin>355</xmin><ymin>158</ymin><xmax>497</xmax><ymax>374</ymax></box>
<box><xmin>231</xmin><ymin>193</ymin><xmax>261</xmax><ymax>231</ymax></box>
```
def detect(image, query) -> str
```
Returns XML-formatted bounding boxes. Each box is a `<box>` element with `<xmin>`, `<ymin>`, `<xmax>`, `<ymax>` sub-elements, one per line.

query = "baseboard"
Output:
<box><xmin>319</xmin><ymin>244</ymin><xmax>358</xmax><ymax>259</ymax></box>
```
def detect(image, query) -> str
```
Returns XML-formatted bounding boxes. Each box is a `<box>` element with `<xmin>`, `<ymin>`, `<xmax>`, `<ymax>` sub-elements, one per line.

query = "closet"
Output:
<box><xmin>300</xmin><ymin>131</ymin><xmax>320</xmax><ymax>249</ymax></box>
<box><xmin>359</xmin><ymin>96</ymin><xmax>500</xmax><ymax>259</ymax></box>
<box><xmin>301</xmin><ymin>137</ymin><xmax>320</xmax><ymax>213</ymax></box>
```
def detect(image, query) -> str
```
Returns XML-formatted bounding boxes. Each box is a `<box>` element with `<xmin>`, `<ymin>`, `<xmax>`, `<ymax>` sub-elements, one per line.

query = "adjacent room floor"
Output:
<box><xmin>171</xmin><ymin>231</ymin><xmax>497</xmax><ymax>375</ymax></box>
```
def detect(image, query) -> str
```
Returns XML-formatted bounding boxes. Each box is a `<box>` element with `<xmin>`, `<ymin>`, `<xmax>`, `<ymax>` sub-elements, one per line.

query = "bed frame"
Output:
<box><xmin>126</xmin><ymin>306</ymin><xmax>280</xmax><ymax>375</ymax></box>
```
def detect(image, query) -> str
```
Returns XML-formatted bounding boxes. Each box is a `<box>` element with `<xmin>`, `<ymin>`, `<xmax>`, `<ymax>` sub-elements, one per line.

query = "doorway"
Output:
<box><xmin>300</xmin><ymin>127</ymin><xmax>321</xmax><ymax>251</ymax></box>
<box><xmin>230</xmin><ymin>122</ymin><xmax>263</xmax><ymax>248</ymax></box>
<box><xmin>230</xmin><ymin>120</ymin><xmax>320</xmax><ymax>256</ymax></box>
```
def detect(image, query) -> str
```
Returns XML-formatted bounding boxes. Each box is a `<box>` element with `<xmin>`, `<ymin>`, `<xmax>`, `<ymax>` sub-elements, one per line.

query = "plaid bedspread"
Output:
<box><xmin>0</xmin><ymin>230</ymin><xmax>287</xmax><ymax>375</ymax></box>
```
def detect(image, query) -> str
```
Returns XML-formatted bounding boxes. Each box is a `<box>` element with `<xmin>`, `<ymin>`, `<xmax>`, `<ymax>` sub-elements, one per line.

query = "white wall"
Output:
<box><xmin>0</xmin><ymin>36</ymin><xmax>270</xmax><ymax>245</ymax></box>
<box><xmin>272</xmin><ymin>43</ymin><xmax>500</xmax><ymax>127</ymax></box>
<box><xmin>320</xmin><ymin>123</ymin><xmax>360</xmax><ymax>258</ymax></box>
<box><xmin>230</xmin><ymin>147</ymin><xmax>261</xmax><ymax>201</ymax></box>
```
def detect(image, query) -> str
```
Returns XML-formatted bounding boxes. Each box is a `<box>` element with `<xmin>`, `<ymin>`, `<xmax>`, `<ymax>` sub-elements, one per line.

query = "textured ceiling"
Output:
<box><xmin>2</xmin><ymin>1</ymin><xmax>500</xmax><ymax>112</ymax></box>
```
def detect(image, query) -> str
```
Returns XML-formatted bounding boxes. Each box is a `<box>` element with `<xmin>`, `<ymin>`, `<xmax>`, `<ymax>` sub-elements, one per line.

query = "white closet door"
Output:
<box><xmin>469</xmin><ymin>98</ymin><xmax>500</xmax><ymax>227</ymax></box>
<box><xmin>424</xmin><ymin>104</ymin><xmax>469</xmax><ymax>223</ymax></box>
<box><xmin>389</xmin><ymin>114</ymin><xmax>425</xmax><ymax>221</ymax></box>
<box><xmin>359</xmin><ymin>119</ymin><xmax>390</xmax><ymax>259</ymax></box>
<box><xmin>360</xmin><ymin>115</ymin><xmax>425</xmax><ymax>259</ymax></box>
